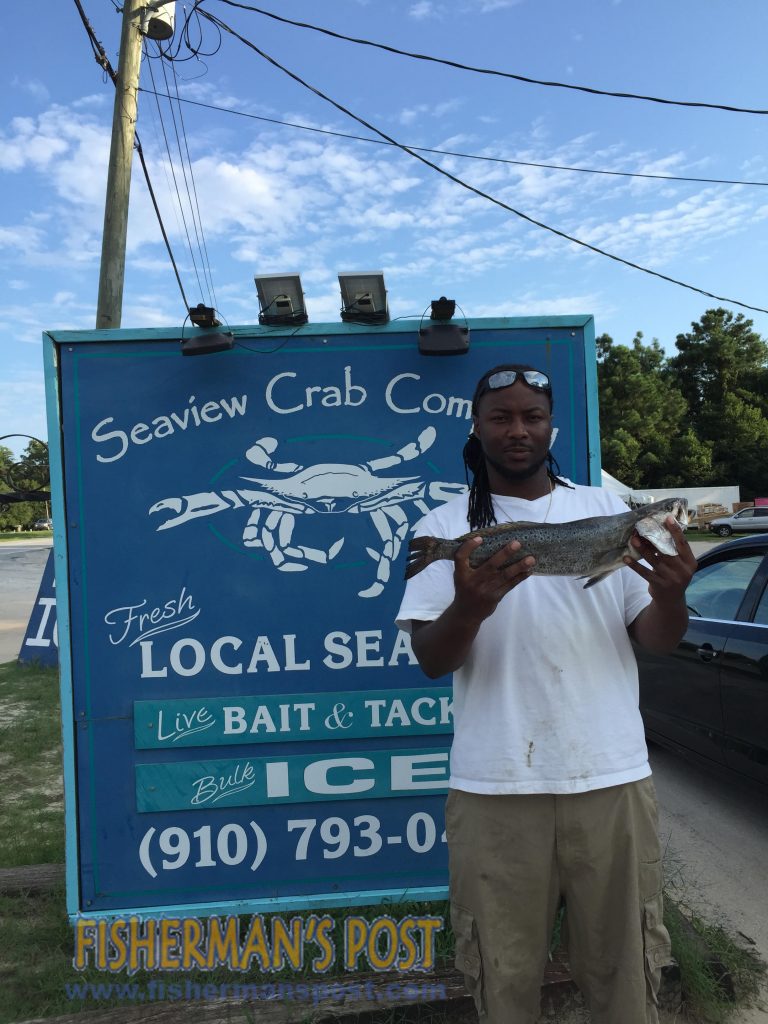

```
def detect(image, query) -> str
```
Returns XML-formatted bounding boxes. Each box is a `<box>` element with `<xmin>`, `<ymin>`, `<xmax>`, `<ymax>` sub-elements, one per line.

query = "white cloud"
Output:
<box><xmin>0</xmin><ymin>369</ymin><xmax>48</xmax><ymax>450</ymax></box>
<box><xmin>409</xmin><ymin>2</ymin><xmax>439</xmax><ymax>18</ymax></box>
<box><xmin>11</xmin><ymin>77</ymin><xmax>50</xmax><ymax>103</ymax></box>
<box><xmin>471</xmin><ymin>292</ymin><xmax>604</xmax><ymax>318</ymax></box>
<box><xmin>463</xmin><ymin>0</ymin><xmax>523</xmax><ymax>11</ymax></box>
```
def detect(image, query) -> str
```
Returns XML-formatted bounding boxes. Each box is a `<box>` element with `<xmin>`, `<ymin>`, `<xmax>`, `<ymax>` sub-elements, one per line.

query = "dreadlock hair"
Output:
<box><xmin>463</xmin><ymin>363</ymin><xmax>573</xmax><ymax>531</ymax></box>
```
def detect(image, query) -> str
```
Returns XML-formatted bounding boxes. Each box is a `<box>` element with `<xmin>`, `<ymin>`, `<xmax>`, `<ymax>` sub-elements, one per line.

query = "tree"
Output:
<box><xmin>596</xmin><ymin>332</ymin><xmax>694</xmax><ymax>488</ymax></box>
<box><xmin>668</xmin><ymin>309</ymin><xmax>768</xmax><ymax>497</ymax></box>
<box><xmin>0</xmin><ymin>439</ymin><xmax>50</xmax><ymax>530</ymax></box>
<box><xmin>669</xmin><ymin>308</ymin><xmax>768</xmax><ymax>414</ymax></box>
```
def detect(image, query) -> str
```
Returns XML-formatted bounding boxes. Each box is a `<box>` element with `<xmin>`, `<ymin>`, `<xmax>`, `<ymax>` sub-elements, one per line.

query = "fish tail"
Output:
<box><xmin>404</xmin><ymin>536</ymin><xmax>444</xmax><ymax>579</ymax></box>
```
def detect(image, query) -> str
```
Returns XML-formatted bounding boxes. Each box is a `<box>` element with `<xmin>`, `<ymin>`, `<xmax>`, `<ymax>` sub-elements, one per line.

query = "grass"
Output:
<box><xmin>0</xmin><ymin>661</ymin><xmax>64</xmax><ymax>865</ymax></box>
<box><xmin>0</xmin><ymin>659</ymin><xmax>765</xmax><ymax>1023</ymax></box>
<box><xmin>665</xmin><ymin>903</ymin><xmax>766</xmax><ymax>1022</ymax></box>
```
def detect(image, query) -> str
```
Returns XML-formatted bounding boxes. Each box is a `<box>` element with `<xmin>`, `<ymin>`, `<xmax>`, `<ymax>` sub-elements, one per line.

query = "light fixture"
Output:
<box><xmin>255</xmin><ymin>273</ymin><xmax>308</xmax><ymax>326</ymax></box>
<box><xmin>188</xmin><ymin>303</ymin><xmax>220</xmax><ymax>329</ymax></box>
<box><xmin>418</xmin><ymin>296</ymin><xmax>470</xmax><ymax>356</ymax></box>
<box><xmin>181</xmin><ymin>304</ymin><xmax>234</xmax><ymax>356</ymax></box>
<box><xmin>142</xmin><ymin>1</ymin><xmax>176</xmax><ymax>40</ymax></box>
<box><xmin>338</xmin><ymin>272</ymin><xmax>389</xmax><ymax>325</ymax></box>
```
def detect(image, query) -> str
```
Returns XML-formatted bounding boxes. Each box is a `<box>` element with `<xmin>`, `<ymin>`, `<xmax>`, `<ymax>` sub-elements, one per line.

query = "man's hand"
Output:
<box><xmin>626</xmin><ymin>516</ymin><xmax>697</xmax><ymax>654</ymax></box>
<box><xmin>624</xmin><ymin>516</ymin><xmax>696</xmax><ymax>603</ymax></box>
<box><xmin>452</xmin><ymin>535</ymin><xmax>536</xmax><ymax>622</ymax></box>
<box><xmin>410</xmin><ymin>537</ymin><xmax>534</xmax><ymax>679</ymax></box>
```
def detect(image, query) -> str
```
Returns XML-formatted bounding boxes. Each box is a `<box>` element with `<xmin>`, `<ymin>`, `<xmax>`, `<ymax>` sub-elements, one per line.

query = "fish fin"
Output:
<box><xmin>404</xmin><ymin>536</ymin><xmax>441</xmax><ymax>579</ymax></box>
<box><xmin>581</xmin><ymin>569</ymin><xmax>618</xmax><ymax>589</ymax></box>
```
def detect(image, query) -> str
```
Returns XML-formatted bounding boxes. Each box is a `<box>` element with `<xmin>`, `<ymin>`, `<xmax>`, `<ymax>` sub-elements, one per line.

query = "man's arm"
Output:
<box><xmin>626</xmin><ymin>517</ymin><xmax>697</xmax><ymax>654</ymax></box>
<box><xmin>410</xmin><ymin>536</ymin><xmax>535</xmax><ymax>678</ymax></box>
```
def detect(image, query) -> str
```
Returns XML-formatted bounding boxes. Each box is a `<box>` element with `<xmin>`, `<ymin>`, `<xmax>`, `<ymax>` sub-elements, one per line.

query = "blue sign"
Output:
<box><xmin>18</xmin><ymin>548</ymin><xmax>58</xmax><ymax>666</ymax></box>
<box><xmin>46</xmin><ymin>318</ymin><xmax>597</xmax><ymax>917</ymax></box>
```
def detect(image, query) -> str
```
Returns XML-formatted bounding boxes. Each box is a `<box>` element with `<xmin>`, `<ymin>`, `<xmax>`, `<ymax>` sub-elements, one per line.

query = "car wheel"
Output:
<box><xmin>715</xmin><ymin>525</ymin><xmax>733</xmax><ymax>537</ymax></box>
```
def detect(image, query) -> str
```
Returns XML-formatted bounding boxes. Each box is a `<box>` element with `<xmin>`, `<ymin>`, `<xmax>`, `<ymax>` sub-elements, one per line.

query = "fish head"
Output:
<box><xmin>634</xmin><ymin>497</ymin><xmax>688</xmax><ymax>555</ymax></box>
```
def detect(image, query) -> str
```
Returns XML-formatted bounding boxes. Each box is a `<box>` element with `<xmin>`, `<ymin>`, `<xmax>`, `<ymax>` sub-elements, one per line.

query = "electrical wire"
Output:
<box><xmin>157</xmin><ymin>0</ymin><xmax>222</xmax><ymax>62</ymax></box>
<box><xmin>212</xmin><ymin>1</ymin><xmax>768</xmax><ymax>117</ymax></box>
<box><xmin>167</xmin><ymin>57</ymin><xmax>219</xmax><ymax>310</ymax></box>
<box><xmin>137</xmin><ymin>88</ymin><xmax>768</xmax><ymax>189</ymax></box>
<box><xmin>145</xmin><ymin>46</ymin><xmax>208</xmax><ymax>301</ymax></box>
<box><xmin>71</xmin><ymin>0</ymin><xmax>190</xmax><ymax>312</ymax></box>
<box><xmin>199</xmin><ymin>7</ymin><xmax>768</xmax><ymax>317</ymax></box>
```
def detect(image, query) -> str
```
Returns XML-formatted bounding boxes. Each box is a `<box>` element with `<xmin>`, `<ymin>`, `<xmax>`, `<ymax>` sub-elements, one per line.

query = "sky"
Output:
<box><xmin>2</xmin><ymin>0</ymin><xmax>768</xmax><ymax>457</ymax></box>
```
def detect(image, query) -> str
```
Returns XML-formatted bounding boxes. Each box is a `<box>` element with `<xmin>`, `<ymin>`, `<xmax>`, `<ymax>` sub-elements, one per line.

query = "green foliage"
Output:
<box><xmin>0</xmin><ymin>663</ymin><xmax>64</xmax><ymax>866</ymax></box>
<box><xmin>0</xmin><ymin>439</ymin><xmax>50</xmax><ymax>530</ymax></box>
<box><xmin>597</xmin><ymin>310</ymin><xmax>768</xmax><ymax>498</ymax></box>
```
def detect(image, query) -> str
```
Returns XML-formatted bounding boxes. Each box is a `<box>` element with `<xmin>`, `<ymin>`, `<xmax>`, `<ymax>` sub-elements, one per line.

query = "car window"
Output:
<box><xmin>686</xmin><ymin>554</ymin><xmax>765</xmax><ymax>620</ymax></box>
<box><xmin>736</xmin><ymin>509</ymin><xmax>754</xmax><ymax>519</ymax></box>
<box><xmin>756</xmin><ymin>509</ymin><xmax>768</xmax><ymax>518</ymax></box>
<box><xmin>754</xmin><ymin>583</ymin><xmax>768</xmax><ymax>626</ymax></box>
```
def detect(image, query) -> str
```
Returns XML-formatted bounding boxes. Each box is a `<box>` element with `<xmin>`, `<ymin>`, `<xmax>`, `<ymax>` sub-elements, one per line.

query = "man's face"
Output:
<box><xmin>472</xmin><ymin>381</ymin><xmax>553</xmax><ymax>487</ymax></box>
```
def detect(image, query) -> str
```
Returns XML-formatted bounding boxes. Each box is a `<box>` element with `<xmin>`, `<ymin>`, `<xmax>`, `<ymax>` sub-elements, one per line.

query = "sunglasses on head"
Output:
<box><xmin>486</xmin><ymin>369</ymin><xmax>551</xmax><ymax>392</ymax></box>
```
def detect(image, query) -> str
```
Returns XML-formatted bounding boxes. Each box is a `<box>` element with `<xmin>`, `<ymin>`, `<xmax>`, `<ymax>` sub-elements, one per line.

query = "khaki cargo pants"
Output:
<box><xmin>446</xmin><ymin>778</ymin><xmax>672</xmax><ymax>1024</ymax></box>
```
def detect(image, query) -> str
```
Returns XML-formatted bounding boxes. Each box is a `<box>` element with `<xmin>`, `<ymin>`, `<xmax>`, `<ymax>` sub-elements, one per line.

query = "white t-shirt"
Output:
<box><xmin>395</xmin><ymin>482</ymin><xmax>653</xmax><ymax>795</ymax></box>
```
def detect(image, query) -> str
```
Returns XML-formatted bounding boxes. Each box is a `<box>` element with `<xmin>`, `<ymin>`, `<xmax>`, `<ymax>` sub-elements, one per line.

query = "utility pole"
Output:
<box><xmin>96</xmin><ymin>0</ymin><xmax>144</xmax><ymax>330</ymax></box>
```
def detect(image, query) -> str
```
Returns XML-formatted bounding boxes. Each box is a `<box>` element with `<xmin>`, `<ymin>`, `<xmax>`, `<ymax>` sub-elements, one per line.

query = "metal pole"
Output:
<box><xmin>95</xmin><ymin>0</ymin><xmax>144</xmax><ymax>330</ymax></box>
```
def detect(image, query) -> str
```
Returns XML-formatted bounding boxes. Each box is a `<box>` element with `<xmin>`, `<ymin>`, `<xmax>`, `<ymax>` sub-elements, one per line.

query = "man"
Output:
<box><xmin>395</xmin><ymin>364</ymin><xmax>696</xmax><ymax>1024</ymax></box>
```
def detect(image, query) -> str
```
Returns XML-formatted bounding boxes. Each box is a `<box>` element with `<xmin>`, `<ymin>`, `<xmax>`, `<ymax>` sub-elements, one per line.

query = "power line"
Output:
<box><xmin>199</xmin><ymin>7</ymin><xmax>768</xmax><ymax>317</ymax></box>
<box><xmin>167</xmin><ymin>56</ymin><xmax>219</xmax><ymax>311</ymax></box>
<box><xmin>138</xmin><ymin>87</ymin><xmax>768</xmax><ymax>189</ymax></box>
<box><xmin>212</xmin><ymin>1</ymin><xmax>768</xmax><ymax>117</ymax></box>
<box><xmin>145</xmin><ymin>49</ymin><xmax>207</xmax><ymax>300</ymax></box>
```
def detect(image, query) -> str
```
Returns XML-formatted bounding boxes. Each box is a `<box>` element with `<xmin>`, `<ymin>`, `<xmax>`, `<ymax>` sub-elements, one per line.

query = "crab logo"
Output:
<box><xmin>148</xmin><ymin>427</ymin><xmax>466</xmax><ymax>598</ymax></box>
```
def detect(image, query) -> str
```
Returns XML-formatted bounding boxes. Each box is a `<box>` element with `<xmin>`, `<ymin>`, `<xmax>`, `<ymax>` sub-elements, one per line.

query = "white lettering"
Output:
<box><xmin>224</xmin><ymin>706</ymin><xmax>246</xmax><ymax>734</ymax></box>
<box><xmin>283</xmin><ymin>634</ymin><xmax>310</xmax><ymax>671</ymax></box>
<box><xmin>356</xmin><ymin>630</ymin><xmax>384</xmax><ymax>668</ymax></box>
<box><xmin>323</xmin><ymin>631</ymin><xmax>354</xmax><ymax>669</ymax></box>
<box><xmin>170</xmin><ymin>638</ymin><xmax>205</xmax><ymax>677</ymax></box>
<box><xmin>385</xmin><ymin>373</ymin><xmax>420</xmax><ymax>414</ymax></box>
<box><xmin>25</xmin><ymin>597</ymin><xmax>57</xmax><ymax>648</ymax></box>
<box><xmin>91</xmin><ymin>394</ymin><xmax>247</xmax><ymax>463</ymax></box>
<box><xmin>211</xmin><ymin>636</ymin><xmax>243</xmax><ymax>674</ymax></box>
<box><xmin>265</xmin><ymin>372</ymin><xmax>302</xmax><ymax>415</ymax></box>
<box><xmin>140</xmin><ymin>639</ymin><xmax>167</xmax><ymax>677</ymax></box>
<box><xmin>388</xmin><ymin>630</ymin><xmax>417</xmax><ymax>666</ymax></box>
<box><xmin>265</xmin><ymin>366</ymin><xmax>367</xmax><ymax>415</ymax></box>
<box><xmin>304</xmin><ymin>758</ymin><xmax>375</xmax><ymax>795</ymax></box>
<box><xmin>384</xmin><ymin>372</ymin><xmax>472</xmax><ymax>421</ymax></box>
<box><xmin>92</xmin><ymin>418</ymin><xmax>128</xmax><ymax>463</ymax></box>
<box><xmin>247</xmin><ymin>637</ymin><xmax>281</xmax><ymax>673</ymax></box>
<box><xmin>390</xmin><ymin>752</ymin><xmax>450</xmax><ymax>791</ymax></box>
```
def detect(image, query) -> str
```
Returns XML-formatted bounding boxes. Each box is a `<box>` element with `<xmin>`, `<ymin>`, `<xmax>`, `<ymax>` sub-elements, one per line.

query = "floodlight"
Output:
<box><xmin>418</xmin><ymin>296</ymin><xmax>470</xmax><ymax>356</ymax></box>
<box><xmin>430</xmin><ymin>296</ymin><xmax>456</xmax><ymax>321</ymax></box>
<box><xmin>255</xmin><ymin>273</ymin><xmax>308</xmax><ymax>326</ymax></box>
<box><xmin>181</xmin><ymin>304</ymin><xmax>233</xmax><ymax>356</ymax></box>
<box><xmin>188</xmin><ymin>303</ymin><xmax>220</xmax><ymax>328</ymax></box>
<box><xmin>338</xmin><ymin>272</ymin><xmax>389</xmax><ymax>325</ymax></box>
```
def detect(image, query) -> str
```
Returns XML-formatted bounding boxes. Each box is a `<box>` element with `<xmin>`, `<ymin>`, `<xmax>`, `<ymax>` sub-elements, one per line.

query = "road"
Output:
<box><xmin>0</xmin><ymin>539</ymin><xmax>51</xmax><ymax>663</ymax></box>
<box><xmin>650</xmin><ymin>744</ymin><xmax>768</xmax><ymax>1021</ymax></box>
<box><xmin>2</xmin><ymin>538</ymin><xmax>766</xmax><ymax>1019</ymax></box>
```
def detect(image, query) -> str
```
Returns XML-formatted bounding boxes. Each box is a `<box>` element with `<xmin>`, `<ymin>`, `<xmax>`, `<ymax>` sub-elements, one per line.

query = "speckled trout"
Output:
<box><xmin>405</xmin><ymin>496</ymin><xmax>688</xmax><ymax>589</ymax></box>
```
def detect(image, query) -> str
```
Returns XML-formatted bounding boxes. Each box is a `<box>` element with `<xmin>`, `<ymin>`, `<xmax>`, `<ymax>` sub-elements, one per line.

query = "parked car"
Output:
<box><xmin>708</xmin><ymin>506</ymin><xmax>768</xmax><ymax>537</ymax></box>
<box><xmin>636</xmin><ymin>535</ymin><xmax>768</xmax><ymax>788</ymax></box>
<box><xmin>31</xmin><ymin>517</ymin><xmax>53</xmax><ymax>530</ymax></box>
